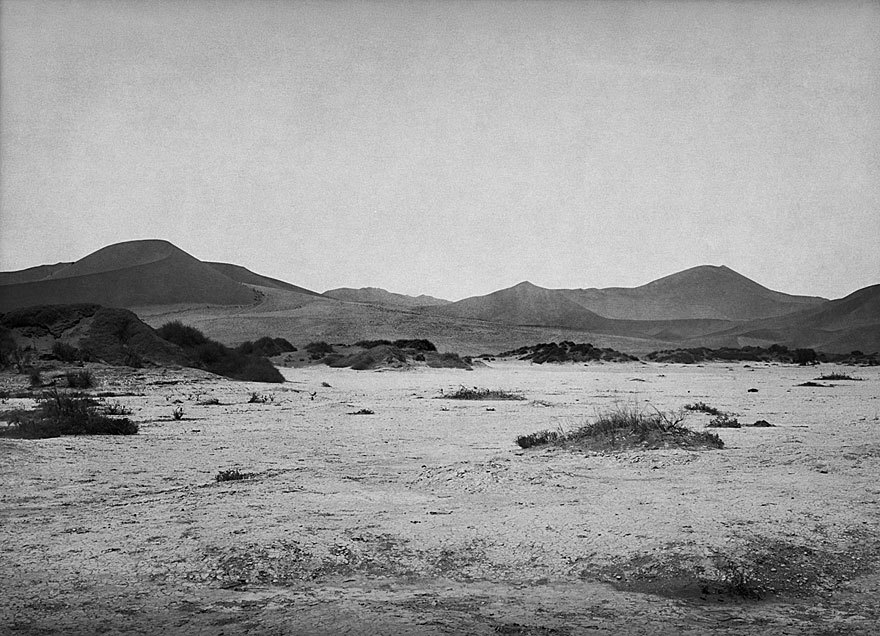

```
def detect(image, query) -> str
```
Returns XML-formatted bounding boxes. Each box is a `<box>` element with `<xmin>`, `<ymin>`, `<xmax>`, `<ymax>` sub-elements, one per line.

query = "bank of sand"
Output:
<box><xmin>1</xmin><ymin>361</ymin><xmax>879</xmax><ymax>634</ymax></box>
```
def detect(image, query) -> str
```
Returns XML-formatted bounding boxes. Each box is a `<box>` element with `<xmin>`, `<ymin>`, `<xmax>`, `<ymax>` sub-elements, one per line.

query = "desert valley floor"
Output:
<box><xmin>2</xmin><ymin>361</ymin><xmax>879</xmax><ymax>635</ymax></box>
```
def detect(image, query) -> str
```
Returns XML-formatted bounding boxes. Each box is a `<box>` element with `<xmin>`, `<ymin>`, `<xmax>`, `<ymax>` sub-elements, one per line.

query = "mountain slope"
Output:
<box><xmin>0</xmin><ymin>240</ymin><xmax>257</xmax><ymax>311</ymax></box>
<box><xmin>207</xmin><ymin>262</ymin><xmax>323</xmax><ymax>296</ymax></box>
<box><xmin>694</xmin><ymin>284</ymin><xmax>880</xmax><ymax>352</ymax></box>
<box><xmin>563</xmin><ymin>265</ymin><xmax>826</xmax><ymax>321</ymax></box>
<box><xmin>324</xmin><ymin>287</ymin><xmax>449</xmax><ymax>307</ymax></box>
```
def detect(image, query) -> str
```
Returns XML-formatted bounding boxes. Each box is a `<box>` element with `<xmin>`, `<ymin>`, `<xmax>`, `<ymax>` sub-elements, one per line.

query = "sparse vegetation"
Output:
<box><xmin>347</xmin><ymin>408</ymin><xmax>375</xmax><ymax>415</ymax></box>
<box><xmin>817</xmin><ymin>373</ymin><xmax>862</xmax><ymax>381</ymax></box>
<box><xmin>441</xmin><ymin>386</ymin><xmax>525</xmax><ymax>400</ymax></box>
<box><xmin>305</xmin><ymin>341</ymin><xmax>334</xmax><ymax>358</ymax></box>
<box><xmin>516</xmin><ymin>405</ymin><xmax>724</xmax><ymax>451</ymax></box>
<box><xmin>28</xmin><ymin>367</ymin><xmax>43</xmax><ymax>387</ymax></box>
<box><xmin>215</xmin><ymin>469</ymin><xmax>253</xmax><ymax>483</ymax></box>
<box><xmin>0</xmin><ymin>389</ymin><xmax>138</xmax><ymax>438</ymax></box>
<box><xmin>236</xmin><ymin>337</ymin><xmax>296</xmax><ymax>357</ymax></box>
<box><xmin>52</xmin><ymin>341</ymin><xmax>81</xmax><ymax>363</ymax></box>
<box><xmin>172</xmin><ymin>406</ymin><xmax>184</xmax><ymax>420</ymax></box>
<box><xmin>247</xmin><ymin>392</ymin><xmax>271</xmax><ymax>404</ymax></box>
<box><xmin>684</xmin><ymin>401</ymin><xmax>722</xmax><ymax>415</ymax></box>
<box><xmin>157</xmin><ymin>321</ymin><xmax>284</xmax><ymax>383</ymax></box>
<box><xmin>500</xmin><ymin>341</ymin><xmax>638</xmax><ymax>363</ymax></box>
<box><xmin>66</xmin><ymin>369</ymin><xmax>94</xmax><ymax>389</ymax></box>
<box><xmin>797</xmin><ymin>381</ymin><xmax>832</xmax><ymax>388</ymax></box>
<box><xmin>708</xmin><ymin>414</ymin><xmax>741</xmax><ymax>428</ymax></box>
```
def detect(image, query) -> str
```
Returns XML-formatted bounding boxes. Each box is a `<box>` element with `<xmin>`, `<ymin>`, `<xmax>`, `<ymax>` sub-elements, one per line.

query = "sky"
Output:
<box><xmin>1</xmin><ymin>0</ymin><xmax>878</xmax><ymax>301</ymax></box>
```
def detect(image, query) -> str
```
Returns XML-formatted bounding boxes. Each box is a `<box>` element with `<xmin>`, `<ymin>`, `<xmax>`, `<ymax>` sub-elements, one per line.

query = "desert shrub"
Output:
<box><xmin>122</xmin><ymin>348</ymin><xmax>143</xmax><ymax>368</ymax></box>
<box><xmin>247</xmin><ymin>392</ymin><xmax>271</xmax><ymax>404</ymax></box>
<box><xmin>441</xmin><ymin>386</ymin><xmax>525</xmax><ymax>400</ymax></box>
<box><xmin>793</xmin><ymin>348</ymin><xmax>818</xmax><ymax>365</ymax></box>
<box><xmin>354</xmin><ymin>339</ymin><xmax>392</xmax><ymax>349</ymax></box>
<box><xmin>156</xmin><ymin>321</ymin><xmax>210</xmax><ymax>349</ymax></box>
<box><xmin>517</xmin><ymin>405</ymin><xmax>724</xmax><ymax>452</ymax></box>
<box><xmin>215</xmin><ymin>469</ymin><xmax>253</xmax><ymax>482</ymax></box>
<box><xmin>28</xmin><ymin>367</ymin><xmax>43</xmax><ymax>387</ymax></box>
<box><xmin>708</xmin><ymin>414</ymin><xmax>741</xmax><ymax>428</ymax></box>
<box><xmin>0</xmin><ymin>327</ymin><xmax>17</xmax><ymax>368</ymax></box>
<box><xmin>305</xmin><ymin>341</ymin><xmax>334</xmax><ymax>355</ymax></box>
<box><xmin>393</xmin><ymin>339</ymin><xmax>436</xmax><ymax>352</ymax></box>
<box><xmin>684</xmin><ymin>402</ymin><xmax>722</xmax><ymax>415</ymax></box>
<box><xmin>817</xmin><ymin>373</ymin><xmax>861</xmax><ymax>381</ymax></box>
<box><xmin>172</xmin><ymin>406</ymin><xmax>184</xmax><ymax>420</ymax></box>
<box><xmin>747</xmin><ymin>419</ymin><xmax>773</xmax><ymax>427</ymax></box>
<box><xmin>0</xmin><ymin>389</ymin><xmax>138</xmax><ymax>438</ymax></box>
<box><xmin>347</xmin><ymin>408</ymin><xmax>374</xmax><ymax>415</ymax></box>
<box><xmin>515</xmin><ymin>429</ymin><xmax>562</xmax><ymax>449</ymax></box>
<box><xmin>236</xmin><ymin>336</ymin><xmax>296</xmax><ymax>357</ymax></box>
<box><xmin>157</xmin><ymin>322</ymin><xmax>283</xmax><ymax>383</ymax></box>
<box><xmin>797</xmin><ymin>381</ymin><xmax>831</xmax><ymax>387</ymax></box>
<box><xmin>51</xmin><ymin>341</ymin><xmax>81</xmax><ymax>363</ymax></box>
<box><xmin>66</xmin><ymin>369</ymin><xmax>94</xmax><ymax>389</ymax></box>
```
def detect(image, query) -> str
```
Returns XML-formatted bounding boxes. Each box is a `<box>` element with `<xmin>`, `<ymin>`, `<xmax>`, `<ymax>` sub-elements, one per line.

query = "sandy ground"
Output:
<box><xmin>1</xmin><ymin>361</ymin><xmax>879</xmax><ymax>635</ymax></box>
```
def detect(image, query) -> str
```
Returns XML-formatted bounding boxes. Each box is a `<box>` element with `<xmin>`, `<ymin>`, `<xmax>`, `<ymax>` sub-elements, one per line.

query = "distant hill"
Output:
<box><xmin>695</xmin><ymin>284</ymin><xmax>880</xmax><ymax>353</ymax></box>
<box><xmin>324</xmin><ymin>287</ymin><xmax>449</xmax><ymax>307</ymax></box>
<box><xmin>0</xmin><ymin>240</ymin><xmax>259</xmax><ymax>311</ymax></box>
<box><xmin>561</xmin><ymin>265</ymin><xmax>826</xmax><ymax>321</ymax></box>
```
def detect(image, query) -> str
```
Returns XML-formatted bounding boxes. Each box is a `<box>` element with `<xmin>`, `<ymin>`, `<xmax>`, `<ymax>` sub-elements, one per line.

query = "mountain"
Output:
<box><xmin>561</xmin><ymin>265</ymin><xmax>826</xmax><ymax>321</ymax></box>
<box><xmin>206</xmin><ymin>262</ymin><xmax>322</xmax><ymax>296</ymax></box>
<box><xmin>0</xmin><ymin>240</ymin><xmax>260</xmax><ymax>311</ymax></box>
<box><xmin>695</xmin><ymin>284</ymin><xmax>880</xmax><ymax>353</ymax></box>
<box><xmin>424</xmin><ymin>266</ymin><xmax>825</xmax><ymax>331</ymax></box>
<box><xmin>324</xmin><ymin>287</ymin><xmax>449</xmax><ymax>307</ymax></box>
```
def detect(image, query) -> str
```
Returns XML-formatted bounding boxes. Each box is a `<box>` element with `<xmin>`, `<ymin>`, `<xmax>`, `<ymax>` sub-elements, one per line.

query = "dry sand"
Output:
<box><xmin>1</xmin><ymin>361</ymin><xmax>878</xmax><ymax>635</ymax></box>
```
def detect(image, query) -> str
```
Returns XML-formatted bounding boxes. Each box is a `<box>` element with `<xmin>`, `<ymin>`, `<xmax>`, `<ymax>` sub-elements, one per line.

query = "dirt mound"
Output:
<box><xmin>1</xmin><ymin>304</ymin><xmax>187</xmax><ymax>366</ymax></box>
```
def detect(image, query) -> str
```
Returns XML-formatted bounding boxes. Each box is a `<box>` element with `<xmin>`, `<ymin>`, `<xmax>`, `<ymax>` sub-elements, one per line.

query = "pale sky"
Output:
<box><xmin>1</xmin><ymin>0</ymin><xmax>878</xmax><ymax>301</ymax></box>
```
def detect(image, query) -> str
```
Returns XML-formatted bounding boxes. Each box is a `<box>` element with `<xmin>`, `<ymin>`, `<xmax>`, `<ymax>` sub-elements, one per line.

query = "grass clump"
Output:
<box><xmin>707</xmin><ymin>414</ymin><xmax>741</xmax><ymax>428</ymax></box>
<box><xmin>215</xmin><ymin>469</ymin><xmax>253</xmax><ymax>483</ymax></box>
<box><xmin>684</xmin><ymin>402</ymin><xmax>722</xmax><ymax>416</ymax></box>
<box><xmin>516</xmin><ymin>405</ymin><xmax>724</xmax><ymax>452</ymax></box>
<box><xmin>816</xmin><ymin>373</ymin><xmax>861</xmax><ymax>381</ymax></box>
<box><xmin>171</xmin><ymin>406</ymin><xmax>184</xmax><ymax>420</ymax></box>
<box><xmin>247</xmin><ymin>392</ymin><xmax>271</xmax><ymax>404</ymax></box>
<box><xmin>66</xmin><ymin>369</ymin><xmax>95</xmax><ymax>389</ymax></box>
<box><xmin>441</xmin><ymin>386</ymin><xmax>525</xmax><ymax>400</ymax></box>
<box><xmin>0</xmin><ymin>389</ymin><xmax>138</xmax><ymax>438</ymax></box>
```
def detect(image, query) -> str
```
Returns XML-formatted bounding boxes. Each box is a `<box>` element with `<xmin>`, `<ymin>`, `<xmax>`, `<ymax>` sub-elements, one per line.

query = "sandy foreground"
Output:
<box><xmin>1</xmin><ymin>361</ymin><xmax>879</xmax><ymax>635</ymax></box>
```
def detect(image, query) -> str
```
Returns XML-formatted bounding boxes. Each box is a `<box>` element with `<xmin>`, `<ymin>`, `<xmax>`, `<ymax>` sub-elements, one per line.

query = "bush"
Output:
<box><xmin>305</xmin><ymin>341</ymin><xmax>334</xmax><ymax>355</ymax></box>
<box><xmin>52</xmin><ymin>341</ymin><xmax>81</xmax><ymax>363</ymax></box>
<box><xmin>354</xmin><ymin>339</ymin><xmax>392</xmax><ymax>349</ymax></box>
<box><xmin>157</xmin><ymin>322</ymin><xmax>284</xmax><ymax>383</ymax></box>
<box><xmin>1</xmin><ymin>389</ymin><xmax>138</xmax><ymax>438</ymax></box>
<box><xmin>172</xmin><ymin>406</ymin><xmax>184</xmax><ymax>420</ymax></box>
<box><xmin>215</xmin><ymin>469</ymin><xmax>252</xmax><ymax>482</ymax></box>
<box><xmin>393</xmin><ymin>339</ymin><xmax>437</xmax><ymax>352</ymax></box>
<box><xmin>793</xmin><ymin>348</ymin><xmax>818</xmax><ymax>365</ymax></box>
<box><xmin>66</xmin><ymin>369</ymin><xmax>94</xmax><ymax>389</ymax></box>
<box><xmin>28</xmin><ymin>367</ymin><xmax>42</xmax><ymax>387</ymax></box>
<box><xmin>122</xmin><ymin>348</ymin><xmax>143</xmax><ymax>368</ymax></box>
<box><xmin>708</xmin><ymin>414</ymin><xmax>741</xmax><ymax>428</ymax></box>
<box><xmin>441</xmin><ymin>386</ymin><xmax>525</xmax><ymax>400</ymax></box>
<box><xmin>156</xmin><ymin>321</ymin><xmax>210</xmax><ymax>348</ymax></box>
<box><xmin>236</xmin><ymin>337</ymin><xmax>296</xmax><ymax>357</ymax></box>
<box><xmin>684</xmin><ymin>402</ymin><xmax>722</xmax><ymax>415</ymax></box>
<box><xmin>516</xmin><ymin>405</ymin><xmax>724</xmax><ymax>452</ymax></box>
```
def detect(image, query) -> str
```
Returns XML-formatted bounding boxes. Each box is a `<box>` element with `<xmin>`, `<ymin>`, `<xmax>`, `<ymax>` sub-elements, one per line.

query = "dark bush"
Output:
<box><xmin>684</xmin><ymin>402</ymin><xmax>722</xmax><ymax>415</ymax></box>
<box><xmin>305</xmin><ymin>341</ymin><xmax>334</xmax><ymax>355</ymax></box>
<box><xmin>156</xmin><ymin>321</ymin><xmax>210</xmax><ymax>349</ymax></box>
<box><xmin>66</xmin><ymin>369</ymin><xmax>94</xmax><ymax>389</ymax></box>
<box><xmin>0</xmin><ymin>389</ymin><xmax>138</xmax><ymax>438</ymax></box>
<box><xmin>793</xmin><ymin>348</ymin><xmax>818</xmax><ymax>365</ymax></box>
<box><xmin>28</xmin><ymin>367</ymin><xmax>43</xmax><ymax>387</ymax></box>
<box><xmin>516</xmin><ymin>405</ymin><xmax>724</xmax><ymax>452</ymax></box>
<box><xmin>354</xmin><ymin>339</ymin><xmax>392</xmax><ymax>349</ymax></box>
<box><xmin>236</xmin><ymin>336</ymin><xmax>296</xmax><ymax>357</ymax></box>
<box><xmin>708</xmin><ymin>414</ymin><xmax>741</xmax><ymax>428</ymax></box>
<box><xmin>215</xmin><ymin>469</ymin><xmax>252</xmax><ymax>482</ymax></box>
<box><xmin>157</xmin><ymin>322</ymin><xmax>283</xmax><ymax>383</ymax></box>
<box><xmin>51</xmin><ymin>341</ymin><xmax>81</xmax><ymax>363</ymax></box>
<box><xmin>393</xmin><ymin>339</ymin><xmax>436</xmax><ymax>352</ymax></box>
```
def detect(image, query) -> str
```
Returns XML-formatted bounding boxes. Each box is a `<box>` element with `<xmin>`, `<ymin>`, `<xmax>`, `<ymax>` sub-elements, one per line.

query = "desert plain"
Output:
<box><xmin>1</xmin><ymin>360</ymin><xmax>879</xmax><ymax>635</ymax></box>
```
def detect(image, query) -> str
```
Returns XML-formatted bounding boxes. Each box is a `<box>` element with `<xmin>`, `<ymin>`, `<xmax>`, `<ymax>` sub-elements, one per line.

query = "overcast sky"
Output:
<box><xmin>1</xmin><ymin>0</ymin><xmax>878</xmax><ymax>300</ymax></box>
